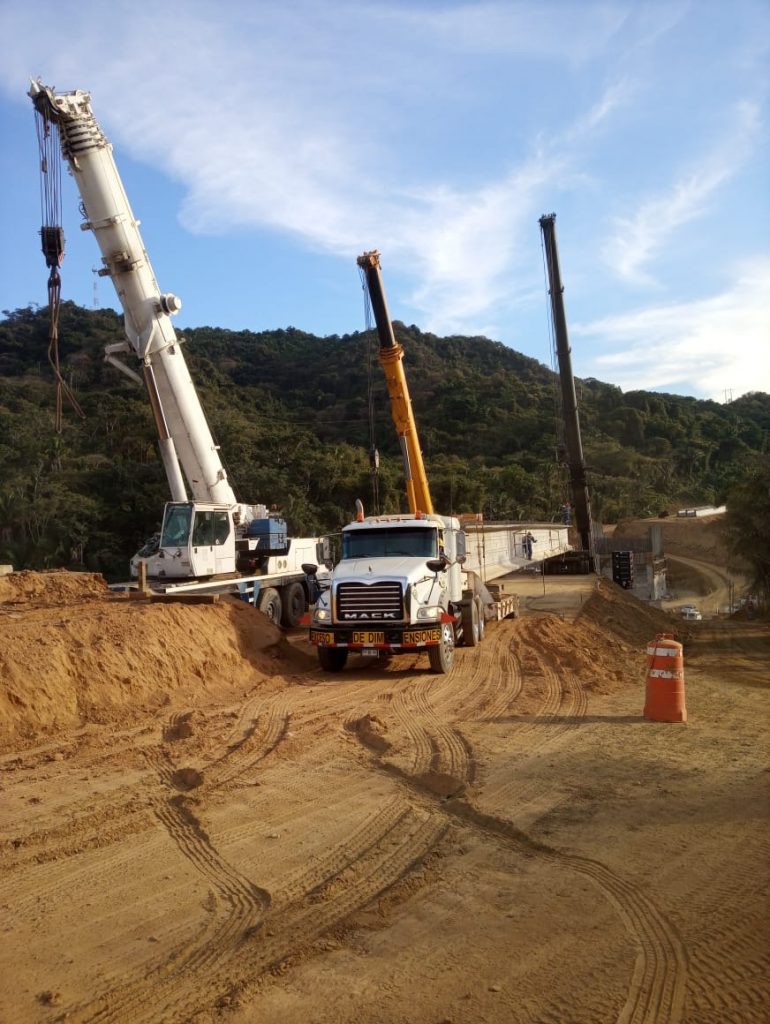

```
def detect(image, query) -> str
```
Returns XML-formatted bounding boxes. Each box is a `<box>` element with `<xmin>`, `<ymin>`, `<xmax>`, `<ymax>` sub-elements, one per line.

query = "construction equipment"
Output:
<box><xmin>539</xmin><ymin>213</ymin><xmax>594</xmax><ymax>570</ymax></box>
<box><xmin>306</xmin><ymin>252</ymin><xmax>517</xmax><ymax>674</ymax></box>
<box><xmin>28</xmin><ymin>81</ymin><xmax>327</xmax><ymax>622</ymax></box>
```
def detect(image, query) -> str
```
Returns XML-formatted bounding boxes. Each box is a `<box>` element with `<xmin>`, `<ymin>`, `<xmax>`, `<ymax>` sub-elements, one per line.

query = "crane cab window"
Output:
<box><xmin>161</xmin><ymin>504</ymin><xmax>192</xmax><ymax>547</ymax></box>
<box><xmin>192</xmin><ymin>510</ymin><xmax>231</xmax><ymax>547</ymax></box>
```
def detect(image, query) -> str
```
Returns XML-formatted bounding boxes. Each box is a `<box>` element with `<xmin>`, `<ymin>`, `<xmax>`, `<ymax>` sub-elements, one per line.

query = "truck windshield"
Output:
<box><xmin>160</xmin><ymin>504</ymin><xmax>192</xmax><ymax>547</ymax></box>
<box><xmin>342</xmin><ymin>527</ymin><xmax>438</xmax><ymax>560</ymax></box>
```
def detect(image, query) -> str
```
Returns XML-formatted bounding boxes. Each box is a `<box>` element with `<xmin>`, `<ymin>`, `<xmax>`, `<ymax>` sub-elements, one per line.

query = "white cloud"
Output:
<box><xmin>7</xmin><ymin>3</ymin><xmax>580</xmax><ymax>335</ymax></box>
<box><xmin>2</xmin><ymin>0</ymin><xmax>768</xmax><ymax>400</ymax></box>
<box><xmin>573</xmin><ymin>259</ymin><xmax>770</xmax><ymax>400</ymax></box>
<box><xmin>602</xmin><ymin>100</ymin><xmax>761</xmax><ymax>285</ymax></box>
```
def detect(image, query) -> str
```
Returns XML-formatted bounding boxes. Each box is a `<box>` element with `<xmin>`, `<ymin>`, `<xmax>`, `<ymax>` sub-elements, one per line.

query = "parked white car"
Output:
<box><xmin>680</xmin><ymin>606</ymin><xmax>702</xmax><ymax>620</ymax></box>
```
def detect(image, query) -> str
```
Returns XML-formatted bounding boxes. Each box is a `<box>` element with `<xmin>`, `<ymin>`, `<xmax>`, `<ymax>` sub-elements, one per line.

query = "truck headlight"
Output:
<box><xmin>313</xmin><ymin>607</ymin><xmax>330</xmax><ymax>622</ymax></box>
<box><xmin>416</xmin><ymin>605</ymin><xmax>443</xmax><ymax>620</ymax></box>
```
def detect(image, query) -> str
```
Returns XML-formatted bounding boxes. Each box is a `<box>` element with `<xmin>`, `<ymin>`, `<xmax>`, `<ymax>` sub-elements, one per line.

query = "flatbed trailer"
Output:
<box><xmin>482</xmin><ymin>582</ymin><xmax>520</xmax><ymax>621</ymax></box>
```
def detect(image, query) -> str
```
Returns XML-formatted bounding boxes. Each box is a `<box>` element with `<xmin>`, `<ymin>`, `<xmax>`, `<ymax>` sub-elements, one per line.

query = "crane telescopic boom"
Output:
<box><xmin>27</xmin><ymin>80</ymin><xmax>332</xmax><ymax>597</ymax></box>
<box><xmin>28</xmin><ymin>80</ymin><xmax>236</xmax><ymax>511</ymax></box>
<box><xmin>539</xmin><ymin>213</ymin><xmax>593</xmax><ymax>553</ymax></box>
<box><xmin>357</xmin><ymin>250</ymin><xmax>433</xmax><ymax>516</ymax></box>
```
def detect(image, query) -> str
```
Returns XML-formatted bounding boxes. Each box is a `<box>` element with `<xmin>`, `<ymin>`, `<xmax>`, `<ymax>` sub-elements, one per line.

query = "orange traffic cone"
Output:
<box><xmin>644</xmin><ymin>633</ymin><xmax>687</xmax><ymax>723</ymax></box>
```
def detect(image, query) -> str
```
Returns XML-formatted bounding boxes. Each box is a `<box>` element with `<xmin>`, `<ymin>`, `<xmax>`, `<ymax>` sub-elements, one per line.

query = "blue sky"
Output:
<box><xmin>1</xmin><ymin>0</ymin><xmax>768</xmax><ymax>402</ymax></box>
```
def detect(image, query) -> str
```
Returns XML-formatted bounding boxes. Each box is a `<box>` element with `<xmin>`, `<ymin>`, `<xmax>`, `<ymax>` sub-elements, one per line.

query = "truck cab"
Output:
<box><xmin>309</xmin><ymin>513</ymin><xmax>475</xmax><ymax>673</ymax></box>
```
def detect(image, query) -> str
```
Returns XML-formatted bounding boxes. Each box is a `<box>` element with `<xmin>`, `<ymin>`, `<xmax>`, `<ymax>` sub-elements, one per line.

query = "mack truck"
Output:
<box><xmin>29</xmin><ymin>80</ymin><xmax>328</xmax><ymax>625</ymax></box>
<box><xmin>306</xmin><ymin>251</ymin><xmax>515</xmax><ymax>673</ymax></box>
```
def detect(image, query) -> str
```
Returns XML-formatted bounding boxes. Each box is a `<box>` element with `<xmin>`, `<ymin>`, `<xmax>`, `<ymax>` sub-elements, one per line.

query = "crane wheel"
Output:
<box><xmin>258</xmin><ymin>587</ymin><xmax>282</xmax><ymax>624</ymax></box>
<box><xmin>280</xmin><ymin>582</ymin><xmax>307</xmax><ymax>628</ymax></box>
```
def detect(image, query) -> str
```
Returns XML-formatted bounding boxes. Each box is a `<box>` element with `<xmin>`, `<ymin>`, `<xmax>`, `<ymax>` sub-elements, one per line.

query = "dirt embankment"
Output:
<box><xmin>0</xmin><ymin>570</ymin><xmax>681</xmax><ymax>751</ymax></box>
<box><xmin>0</xmin><ymin>571</ymin><xmax>314</xmax><ymax>750</ymax></box>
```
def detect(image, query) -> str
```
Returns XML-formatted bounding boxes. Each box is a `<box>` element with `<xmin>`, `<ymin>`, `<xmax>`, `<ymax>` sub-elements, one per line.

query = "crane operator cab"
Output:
<box><xmin>153</xmin><ymin>501</ymin><xmax>235</xmax><ymax>578</ymax></box>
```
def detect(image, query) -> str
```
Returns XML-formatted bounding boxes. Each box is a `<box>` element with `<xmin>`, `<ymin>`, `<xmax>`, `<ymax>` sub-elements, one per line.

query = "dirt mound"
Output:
<box><xmin>0</xmin><ymin>569</ymin><xmax>110</xmax><ymax>605</ymax></box>
<box><xmin>579</xmin><ymin>578</ymin><xmax>679</xmax><ymax>649</ymax></box>
<box><xmin>0</xmin><ymin>571</ymin><xmax>316</xmax><ymax>750</ymax></box>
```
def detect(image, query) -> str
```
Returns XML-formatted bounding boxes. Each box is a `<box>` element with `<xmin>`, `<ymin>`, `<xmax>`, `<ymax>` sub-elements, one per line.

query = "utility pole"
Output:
<box><xmin>92</xmin><ymin>267</ymin><xmax>99</xmax><ymax>309</ymax></box>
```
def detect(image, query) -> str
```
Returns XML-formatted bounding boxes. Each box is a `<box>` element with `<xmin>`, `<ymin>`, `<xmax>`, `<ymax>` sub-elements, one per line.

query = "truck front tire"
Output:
<box><xmin>318</xmin><ymin>646</ymin><xmax>348</xmax><ymax>672</ymax></box>
<box><xmin>428</xmin><ymin>622</ymin><xmax>455</xmax><ymax>674</ymax></box>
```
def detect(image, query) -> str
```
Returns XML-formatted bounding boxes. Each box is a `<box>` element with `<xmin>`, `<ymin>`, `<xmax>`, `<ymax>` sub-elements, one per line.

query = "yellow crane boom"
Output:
<box><xmin>357</xmin><ymin>251</ymin><xmax>434</xmax><ymax>516</ymax></box>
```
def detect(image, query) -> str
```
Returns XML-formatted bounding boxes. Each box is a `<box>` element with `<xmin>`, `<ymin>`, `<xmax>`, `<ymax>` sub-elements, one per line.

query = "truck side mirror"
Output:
<box><xmin>302</xmin><ymin>563</ymin><xmax>318</xmax><ymax>576</ymax></box>
<box><xmin>426</xmin><ymin>556</ymin><xmax>449</xmax><ymax>574</ymax></box>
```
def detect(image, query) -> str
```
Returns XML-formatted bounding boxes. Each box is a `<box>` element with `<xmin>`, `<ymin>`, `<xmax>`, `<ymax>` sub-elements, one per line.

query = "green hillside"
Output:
<box><xmin>1</xmin><ymin>302</ymin><xmax>768</xmax><ymax>580</ymax></box>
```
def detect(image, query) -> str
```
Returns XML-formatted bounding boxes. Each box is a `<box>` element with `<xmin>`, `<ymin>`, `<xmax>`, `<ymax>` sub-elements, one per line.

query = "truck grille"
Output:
<box><xmin>336</xmin><ymin>581</ymin><xmax>404</xmax><ymax>622</ymax></box>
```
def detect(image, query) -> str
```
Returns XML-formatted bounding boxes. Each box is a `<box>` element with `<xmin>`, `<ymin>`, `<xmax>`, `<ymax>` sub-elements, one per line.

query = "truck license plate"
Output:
<box><xmin>310</xmin><ymin>630</ymin><xmax>335</xmax><ymax>646</ymax></box>
<box><xmin>403</xmin><ymin>628</ymin><xmax>441</xmax><ymax>645</ymax></box>
<box><xmin>351</xmin><ymin>630</ymin><xmax>385</xmax><ymax>645</ymax></box>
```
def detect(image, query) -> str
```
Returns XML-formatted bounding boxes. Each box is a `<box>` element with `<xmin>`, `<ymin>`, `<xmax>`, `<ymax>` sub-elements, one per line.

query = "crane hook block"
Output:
<box><xmin>40</xmin><ymin>225</ymin><xmax>65</xmax><ymax>269</ymax></box>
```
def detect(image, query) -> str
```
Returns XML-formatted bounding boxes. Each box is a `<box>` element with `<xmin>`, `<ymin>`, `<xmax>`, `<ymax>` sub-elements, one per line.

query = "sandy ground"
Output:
<box><xmin>0</xmin><ymin>525</ymin><xmax>768</xmax><ymax>1024</ymax></box>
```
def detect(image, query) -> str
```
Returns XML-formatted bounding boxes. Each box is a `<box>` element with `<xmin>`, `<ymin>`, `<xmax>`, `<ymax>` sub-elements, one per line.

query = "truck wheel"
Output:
<box><xmin>258</xmin><ymin>587</ymin><xmax>282</xmax><ymax>624</ymax></box>
<box><xmin>318</xmin><ymin>646</ymin><xmax>348</xmax><ymax>672</ymax></box>
<box><xmin>476</xmin><ymin>597</ymin><xmax>486</xmax><ymax>641</ymax></box>
<box><xmin>461</xmin><ymin>601</ymin><xmax>480</xmax><ymax>647</ymax></box>
<box><xmin>280</xmin><ymin>582</ymin><xmax>307</xmax><ymax>628</ymax></box>
<box><xmin>428</xmin><ymin>622</ymin><xmax>455</xmax><ymax>674</ymax></box>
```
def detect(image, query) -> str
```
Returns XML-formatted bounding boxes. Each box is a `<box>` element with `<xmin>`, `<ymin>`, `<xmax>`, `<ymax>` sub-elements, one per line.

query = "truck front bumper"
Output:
<box><xmin>309</xmin><ymin>624</ymin><xmax>442</xmax><ymax>650</ymax></box>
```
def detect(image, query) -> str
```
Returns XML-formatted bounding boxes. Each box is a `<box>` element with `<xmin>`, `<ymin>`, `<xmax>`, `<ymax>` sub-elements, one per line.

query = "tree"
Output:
<box><xmin>722</xmin><ymin>457</ymin><xmax>770</xmax><ymax>606</ymax></box>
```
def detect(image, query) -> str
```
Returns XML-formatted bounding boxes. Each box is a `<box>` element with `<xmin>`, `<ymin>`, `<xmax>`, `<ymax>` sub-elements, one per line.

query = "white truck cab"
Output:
<box><xmin>308</xmin><ymin>512</ymin><xmax>483</xmax><ymax>674</ymax></box>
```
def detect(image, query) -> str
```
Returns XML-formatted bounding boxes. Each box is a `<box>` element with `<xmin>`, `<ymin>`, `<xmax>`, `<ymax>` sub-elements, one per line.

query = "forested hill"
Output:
<box><xmin>1</xmin><ymin>302</ymin><xmax>768</xmax><ymax>579</ymax></box>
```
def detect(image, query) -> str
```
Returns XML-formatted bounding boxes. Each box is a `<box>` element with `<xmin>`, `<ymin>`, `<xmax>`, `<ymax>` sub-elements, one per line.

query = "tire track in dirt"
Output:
<box><xmin>479</xmin><ymin>637</ymin><xmax>588</xmax><ymax>824</ymax></box>
<box><xmin>348</xmin><ymin>668</ymin><xmax>686</xmax><ymax>1024</ymax></box>
<box><xmin>0</xmin><ymin>828</ymin><xmax>159</xmax><ymax>925</ymax></box>
<box><xmin>0</xmin><ymin>785</ymin><xmax>156</xmax><ymax>883</ymax></box>
<box><xmin>407</xmin><ymin>679</ymin><xmax>473</xmax><ymax>782</ymax></box>
<box><xmin>167</xmin><ymin>809</ymin><xmax>449</xmax><ymax>1024</ymax></box>
<box><xmin>63</xmin><ymin>798</ymin><xmax>446</xmax><ymax>1023</ymax></box>
<box><xmin>52</xmin><ymin>684</ymin><xmax>446</xmax><ymax>1023</ymax></box>
<box><xmin>56</xmin><ymin>744</ymin><xmax>273</xmax><ymax>1024</ymax></box>
<box><xmin>427</xmin><ymin>620</ymin><xmax>523</xmax><ymax>723</ymax></box>
<box><xmin>679</xmin><ymin>836</ymin><xmax>770</xmax><ymax>1024</ymax></box>
<box><xmin>266</xmin><ymin>797</ymin><xmax>411</xmax><ymax>908</ymax></box>
<box><xmin>381</xmin><ymin>749</ymin><xmax>688</xmax><ymax>1024</ymax></box>
<box><xmin>204</xmin><ymin>703</ymin><xmax>291</xmax><ymax>792</ymax></box>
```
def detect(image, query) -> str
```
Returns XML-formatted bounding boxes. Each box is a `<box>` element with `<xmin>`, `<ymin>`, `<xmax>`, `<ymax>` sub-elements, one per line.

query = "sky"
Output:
<box><xmin>0</xmin><ymin>0</ymin><xmax>768</xmax><ymax>403</ymax></box>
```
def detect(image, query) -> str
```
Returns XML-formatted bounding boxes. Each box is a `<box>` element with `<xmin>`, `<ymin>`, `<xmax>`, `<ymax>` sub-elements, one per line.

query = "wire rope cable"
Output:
<box><xmin>34</xmin><ymin>104</ymin><xmax>84</xmax><ymax>431</ymax></box>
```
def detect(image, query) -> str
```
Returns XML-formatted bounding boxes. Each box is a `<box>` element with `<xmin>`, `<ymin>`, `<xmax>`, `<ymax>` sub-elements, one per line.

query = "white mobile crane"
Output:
<box><xmin>29</xmin><ymin>81</ymin><xmax>328</xmax><ymax>623</ymax></box>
